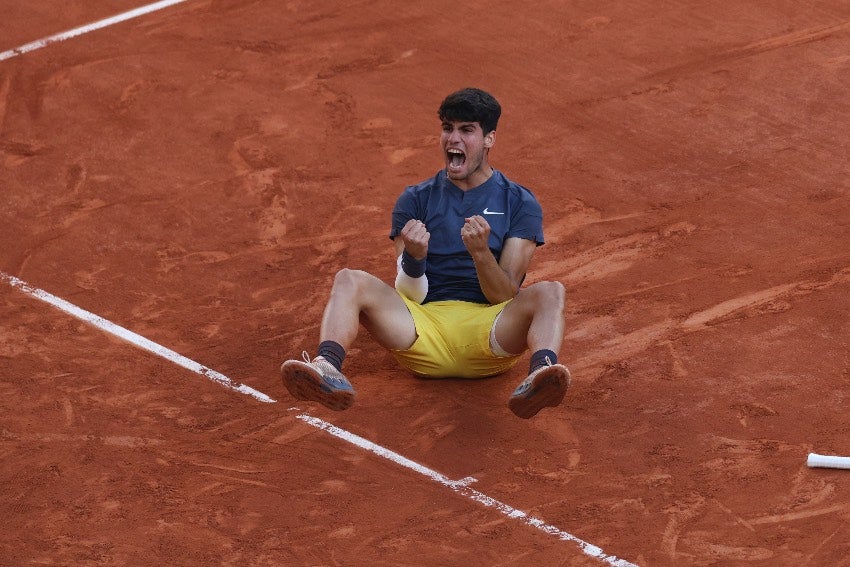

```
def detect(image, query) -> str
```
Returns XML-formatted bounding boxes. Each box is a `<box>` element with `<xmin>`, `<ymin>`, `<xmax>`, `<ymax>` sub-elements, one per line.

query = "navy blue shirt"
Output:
<box><xmin>389</xmin><ymin>169</ymin><xmax>544</xmax><ymax>304</ymax></box>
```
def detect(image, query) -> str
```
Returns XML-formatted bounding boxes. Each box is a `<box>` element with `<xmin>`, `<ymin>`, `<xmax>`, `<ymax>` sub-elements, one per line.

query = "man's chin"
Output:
<box><xmin>445</xmin><ymin>167</ymin><xmax>466</xmax><ymax>180</ymax></box>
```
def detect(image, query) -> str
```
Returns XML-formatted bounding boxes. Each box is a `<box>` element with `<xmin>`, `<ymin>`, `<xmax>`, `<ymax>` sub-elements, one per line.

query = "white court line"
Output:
<box><xmin>1</xmin><ymin>270</ymin><xmax>637</xmax><ymax>566</ymax></box>
<box><xmin>297</xmin><ymin>414</ymin><xmax>636</xmax><ymax>566</ymax></box>
<box><xmin>0</xmin><ymin>2</ymin><xmax>635</xmax><ymax>562</ymax></box>
<box><xmin>0</xmin><ymin>271</ymin><xmax>274</xmax><ymax>403</ymax></box>
<box><xmin>0</xmin><ymin>0</ymin><xmax>191</xmax><ymax>62</ymax></box>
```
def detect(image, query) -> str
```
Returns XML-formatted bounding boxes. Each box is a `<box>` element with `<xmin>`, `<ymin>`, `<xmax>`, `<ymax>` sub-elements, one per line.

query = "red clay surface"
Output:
<box><xmin>2</xmin><ymin>1</ymin><xmax>850</xmax><ymax>565</ymax></box>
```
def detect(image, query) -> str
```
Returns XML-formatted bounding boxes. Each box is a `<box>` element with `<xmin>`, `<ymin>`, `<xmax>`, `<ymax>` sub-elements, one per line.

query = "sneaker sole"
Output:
<box><xmin>508</xmin><ymin>365</ymin><xmax>571</xmax><ymax>419</ymax></box>
<box><xmin>280</xmin><ymin>360</ymin><xmax>355</xmax><ymax>411</ymax></box>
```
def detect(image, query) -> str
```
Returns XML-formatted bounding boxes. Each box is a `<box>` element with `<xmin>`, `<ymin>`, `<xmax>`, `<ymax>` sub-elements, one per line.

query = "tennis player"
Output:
<box><xmin>281</xmin><ymin>87</ymin><xmax>569</xmax><ymax>419</ymax></box>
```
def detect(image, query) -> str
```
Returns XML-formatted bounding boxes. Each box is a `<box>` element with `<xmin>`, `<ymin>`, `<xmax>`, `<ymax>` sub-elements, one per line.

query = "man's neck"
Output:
<box><xmin>449</xmin><ymin>166</ymin><xmax>494</xmax><ymax>191</ymax></box>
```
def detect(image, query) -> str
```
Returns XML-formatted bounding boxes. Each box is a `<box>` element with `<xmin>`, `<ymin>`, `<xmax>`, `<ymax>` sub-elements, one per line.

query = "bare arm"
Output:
<box><xmin>462</xmin><ymin>215</ymin><xmax>537</xmax><ymax>304</ymax></box>
<box><xmin>393</xmin><ymin>236</ymin><xmax>406</xmax><ymax>257</ymax></box>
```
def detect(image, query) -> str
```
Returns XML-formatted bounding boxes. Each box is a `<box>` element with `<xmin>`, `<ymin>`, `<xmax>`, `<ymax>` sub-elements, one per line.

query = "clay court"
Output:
<box><xmin>2</xmin><ymin>1</ymin><xmax>850</xmax><ymax>565</ymax></box>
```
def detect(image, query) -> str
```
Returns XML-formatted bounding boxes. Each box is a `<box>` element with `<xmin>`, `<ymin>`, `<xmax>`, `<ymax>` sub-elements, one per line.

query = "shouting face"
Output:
<box><xmin>440</xmin><ymin>120</ymin><xmax>495</xmax><ymax>190</ymax></box>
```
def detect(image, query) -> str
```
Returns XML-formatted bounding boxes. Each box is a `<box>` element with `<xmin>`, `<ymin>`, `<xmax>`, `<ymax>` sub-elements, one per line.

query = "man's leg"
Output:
<box><xmin>320</xmin><ymin>268</ymin><xmax>417</xmax><ymax>351</ymax></box>
<box><xmin>281</xmin><ymin>268</ymin><xmax>416</xmax><ymax>410</ymax></box>
<box><xmin>492</xmin><ymin>281</ymin><xmax>571</xmax><ymax>419</ymax></box>
<box><xmin>493</xmin><ymin>280</ymin><xmax>565</xmax><ymax>354</ymax></box>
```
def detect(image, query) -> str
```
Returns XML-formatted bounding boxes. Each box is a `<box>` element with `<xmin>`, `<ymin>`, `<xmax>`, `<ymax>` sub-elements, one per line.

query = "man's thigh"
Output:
<box><xmin>491</xmin><ymin>288</ymin><xmax>537</xmax><ymax>355</ymax></box>
<box><xmin>357</xmin><ymin>272</ymin><xmax>417</xmax><ymax>350</ymax></box>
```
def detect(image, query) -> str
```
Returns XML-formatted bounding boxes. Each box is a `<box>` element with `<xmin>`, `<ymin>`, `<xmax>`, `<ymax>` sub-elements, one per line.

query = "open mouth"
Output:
<box><xmin>447</xmin><ymin>148</ymin><xmax>465</xmax><ymax>171</ymax></box>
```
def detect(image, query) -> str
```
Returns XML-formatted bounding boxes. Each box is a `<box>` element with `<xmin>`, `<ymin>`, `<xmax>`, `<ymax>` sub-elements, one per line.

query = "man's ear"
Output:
<box><xmin>484</xmin><ymin>130</ymin><xmax>496</xmax><ymax>148</ymax></box>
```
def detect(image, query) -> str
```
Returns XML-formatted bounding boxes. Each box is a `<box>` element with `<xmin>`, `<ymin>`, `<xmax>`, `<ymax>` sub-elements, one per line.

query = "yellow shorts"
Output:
<box><xmin>391</xmin><ymin>296</ymin><xmax>522</xmax><ymax>379</ymax></box>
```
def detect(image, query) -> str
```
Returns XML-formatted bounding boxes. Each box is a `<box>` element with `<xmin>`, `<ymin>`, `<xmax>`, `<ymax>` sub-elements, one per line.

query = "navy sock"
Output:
<box><xmin>318</xmin><ymin>340</ymin><xmax>346</xmax><ymax>372</ymax></box>
<box><xmin>529</xmin><ymin>349</ymin><xmax>558</xmax><ymax>373</ymax></box>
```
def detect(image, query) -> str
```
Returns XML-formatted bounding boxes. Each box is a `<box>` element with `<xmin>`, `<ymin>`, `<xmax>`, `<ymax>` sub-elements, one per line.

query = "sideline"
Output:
<box><xmin>0</xmin><ymin>271</ymin><xmax>637</xmax><ymax>566</ymax></box>
<box><xmin>0</xmin><ymin>0</ymin><xmax>191</xmax><ymax>61</ymax></box>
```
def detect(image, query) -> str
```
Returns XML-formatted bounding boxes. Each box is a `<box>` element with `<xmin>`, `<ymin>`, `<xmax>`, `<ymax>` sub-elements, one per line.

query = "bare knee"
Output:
<box><xmin>330</xmin><ymin>268</ymin><xmax>372</xmax><ymax>297</ymax></box>
<box><xmin>332</xmin><ymin>267</ymin><xmax>362</xmax><ymax>287</ymax></box>
<box><xmin>330</xmin><ymin>268</ymin><xmax>391</xmax><ymax>306</ymax></box>
<box><xmin>508</xmin><ymin>280</ymin><xmax>565</xmax><ymax>320</ymax></box>
<box><xmin>528</xmin><ymin>280</ymin><xmax>565</xmax><ymax>310</ymax></box>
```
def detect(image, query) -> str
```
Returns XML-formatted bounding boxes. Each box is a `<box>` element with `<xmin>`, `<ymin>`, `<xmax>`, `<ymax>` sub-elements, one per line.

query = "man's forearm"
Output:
<box><xmin>471</xmin><ymin>251</ymin><xmax>518</xmax><ymax>304</ymax></box>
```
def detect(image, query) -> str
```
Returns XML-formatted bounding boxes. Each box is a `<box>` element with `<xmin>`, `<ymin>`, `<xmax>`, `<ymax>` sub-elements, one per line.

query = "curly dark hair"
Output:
<box><xmin>438</xmin><ymin>88</ymin><xmax>501</xmax><ymax>135</ymax></box>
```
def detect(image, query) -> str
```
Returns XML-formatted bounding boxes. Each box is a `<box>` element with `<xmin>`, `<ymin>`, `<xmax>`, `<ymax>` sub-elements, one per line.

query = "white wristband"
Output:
<box><xmin>395</xmin><ymin>254</ymin><xmax>428</xmax><ymax>303</ymax></box>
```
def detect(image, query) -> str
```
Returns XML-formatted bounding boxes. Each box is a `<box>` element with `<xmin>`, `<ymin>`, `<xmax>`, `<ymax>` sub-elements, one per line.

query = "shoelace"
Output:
<box><xmin>301</xmin><ymin>351</ymin><xmax>346</xmax><ymax>386</ymax></box>
<box><xmin>516</xmin><ymin>356</ymin><xmax>555</xmax><ymax>393</ymax></box>
<box><xmin>526</xmin><ymin>356</ymin><xmax>553</xmax><ymax>381</ymax></box>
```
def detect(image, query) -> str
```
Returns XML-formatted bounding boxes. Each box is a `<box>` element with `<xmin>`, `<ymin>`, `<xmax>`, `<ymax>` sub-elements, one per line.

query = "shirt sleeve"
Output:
<box><xmin>507</xmin><ymin>190</ymin><xmax>545</xmax><ymax>246</ymax></box>
<box><xmin>389</xmin><ymin>187</ymin><xmax>418</xmax><ymax>240</ymax></box>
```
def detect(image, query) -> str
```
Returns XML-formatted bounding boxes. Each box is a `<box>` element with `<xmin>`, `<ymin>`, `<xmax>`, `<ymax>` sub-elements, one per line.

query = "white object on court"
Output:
<box><xmin>807</xmin><ymin>453</ymin><xmax>850</xmax><ymax>469</ymax></box>
<box><xmin>0</xmin><ymin>0</ymin><xmax>190</xmax><ymax>61</ymax></box>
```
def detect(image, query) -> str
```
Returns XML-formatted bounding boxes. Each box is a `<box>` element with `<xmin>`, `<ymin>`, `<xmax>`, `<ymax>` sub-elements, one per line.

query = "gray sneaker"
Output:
<box><xmin>508</xmin><ymin>362</ymin><xmax>571</xmax><ymax>419</ymax></box>
<box><xmin>281</xmin><ymin>352</ymin><xmax>355</xmax><ymax>411</ymax></box>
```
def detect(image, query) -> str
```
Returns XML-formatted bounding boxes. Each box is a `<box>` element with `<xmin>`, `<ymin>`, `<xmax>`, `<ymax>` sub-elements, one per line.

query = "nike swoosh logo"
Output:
<box><xmin>482</xmin><ymin>208</ymin><xmax>504</xmax><ymax>215</ymax></box>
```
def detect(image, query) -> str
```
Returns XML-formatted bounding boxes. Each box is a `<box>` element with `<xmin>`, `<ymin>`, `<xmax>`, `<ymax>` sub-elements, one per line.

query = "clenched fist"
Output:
<box><xmin>401</xmin><ymin>219</ymin><xmax>430</xmax><ymax>259</ymax></box>
<box><xmin>461</xmin><ymin>215</ymin><xmax>491</xmax><ymax>255</ymax></box>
